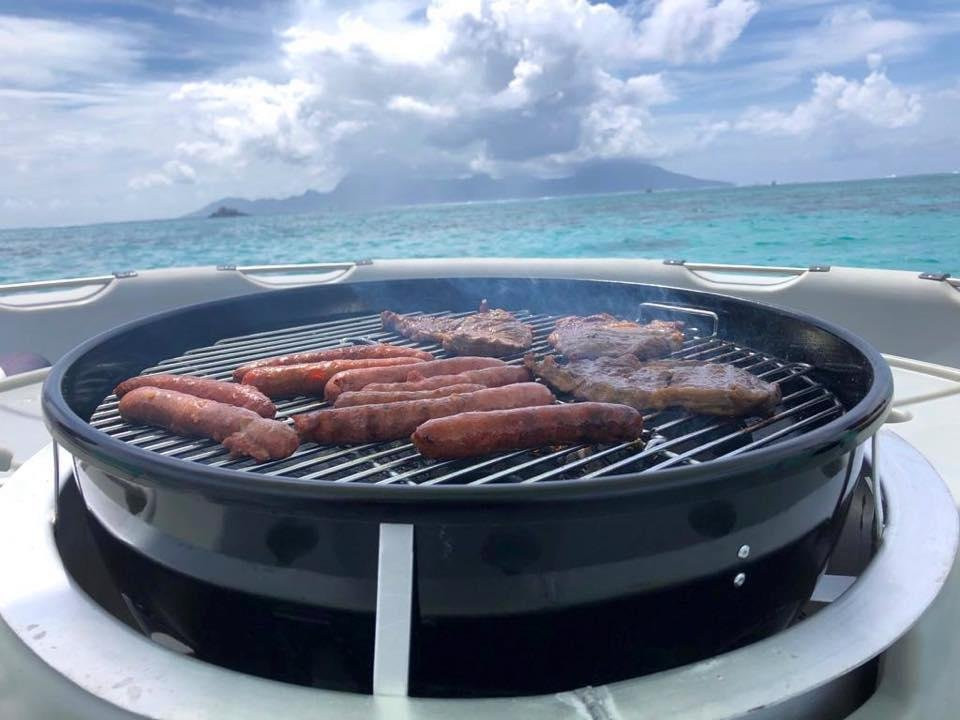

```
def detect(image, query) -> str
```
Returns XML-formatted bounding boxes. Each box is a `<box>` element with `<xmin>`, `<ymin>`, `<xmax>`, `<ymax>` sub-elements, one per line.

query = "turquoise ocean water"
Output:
<box><xmin>2</xmin><ymin>173</ymin><xmax>958</xmax><ymax>285</ymax></box>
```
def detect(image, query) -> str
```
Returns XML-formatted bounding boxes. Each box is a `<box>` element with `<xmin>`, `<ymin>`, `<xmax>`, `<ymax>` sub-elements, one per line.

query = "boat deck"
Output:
<box><xmin>2</xmin><ymin>259</ymin><xmax>960</xmax><ymax>718</ymax></box>
<box><xmin>3</xmin><ymin>354</ymin><xmax>960</xmax><ymax>720</ymax></box>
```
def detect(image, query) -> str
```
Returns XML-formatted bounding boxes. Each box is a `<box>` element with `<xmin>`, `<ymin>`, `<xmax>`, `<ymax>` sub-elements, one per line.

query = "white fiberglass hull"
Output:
<box><xmin>1</xmin><ymin>258</ymin><xmax>959</xmax><ymax>719</ymax></box>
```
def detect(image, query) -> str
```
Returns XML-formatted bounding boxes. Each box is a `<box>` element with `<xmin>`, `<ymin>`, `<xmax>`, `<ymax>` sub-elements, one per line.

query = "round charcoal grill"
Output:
<box><xmin>42</xmin><ymin>277</ymin><xmax>892</xmax><ymax>697</ymax></box>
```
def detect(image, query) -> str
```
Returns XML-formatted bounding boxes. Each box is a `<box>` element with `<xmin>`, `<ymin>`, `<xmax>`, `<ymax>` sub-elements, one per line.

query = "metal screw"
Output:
<box><xmin>738</xmin><ymin>544</ymin><xmax>751</xmax><ymax>559</ymax></box>
<box><xmin>733</xmin><ymin>572</ymin><xmax>746</xmax><ymax>588</ymax></box>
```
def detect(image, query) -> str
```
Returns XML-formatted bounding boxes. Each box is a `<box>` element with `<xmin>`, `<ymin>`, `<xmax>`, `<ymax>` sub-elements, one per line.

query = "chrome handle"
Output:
<box><xmin>640</xmin><ymin>301</ymin><xmax>719</xmax><ymax>337</ymax></box>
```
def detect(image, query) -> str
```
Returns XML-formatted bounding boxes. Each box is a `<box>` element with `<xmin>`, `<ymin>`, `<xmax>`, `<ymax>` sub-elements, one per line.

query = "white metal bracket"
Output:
<box><xmin>373</xmin><ymin>522</ymin><xmax>414</xmax><ymax>696</ymax></box>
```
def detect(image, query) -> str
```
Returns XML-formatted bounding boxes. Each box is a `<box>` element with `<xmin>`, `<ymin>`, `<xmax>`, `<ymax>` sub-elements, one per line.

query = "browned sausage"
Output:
<box><xmin>114</xmin><ymin>373</ymin><xmax>276</xmax><ymax>418</ymax></box>
<box><xmin>324</xmin><ymin>356</ymin><xmax>505</xmax><ymax>402</ymax></box>
<box><xmin>294</xmin><ymin>383</ymin><xmax>554</xmax><ymax>444</ymax></box>
<box><xmin>241</xmin><ymin>357</ymin><xmax>424</xmax><ymax>398</ymax></box>
<box><xmin>412</xmin><ymin>402</ymin><xmax>644</xmax><ymax>459</ymax></box>
<box><xmin>362</xmin><ymin>365</ymin><xmax>531</xmax><ymax>393</ymax></box>
<box><xmin>232</xmin><ymin>344</ymin><xmax>434</xmax><ymax>382</ymax></box>
<box><xmin>333</xmin><ymin>384</ymin><xmax>485</xmax><ymax>408</ymax></box>
<box><xmin>118</xmin><ymin>387</ymin><xmax>298</xmax><ymax>461</ymax></box>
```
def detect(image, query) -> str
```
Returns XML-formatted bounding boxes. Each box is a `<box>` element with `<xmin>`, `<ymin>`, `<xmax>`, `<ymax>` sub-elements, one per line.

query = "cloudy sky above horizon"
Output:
<box><xmin>1</xmin><ymin>0</ymin><xmax>959</xmax><ymax>228</ymax></box>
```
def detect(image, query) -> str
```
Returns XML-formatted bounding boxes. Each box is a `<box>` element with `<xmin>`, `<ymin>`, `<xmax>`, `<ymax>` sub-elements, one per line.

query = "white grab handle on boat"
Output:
<box><xmin>224</xmin><ymin>262</ymin><xmax>362</xmax><ymax>287</ymax></box>
<box><xmin>669</xmin><ymin>261</ymin><xmax>809</xmax><ymax>287</ymax></box>
<box><xmin>0</xmin><ymin>274</ymin><xmax>117</xmax><ymax>308</ymax></box>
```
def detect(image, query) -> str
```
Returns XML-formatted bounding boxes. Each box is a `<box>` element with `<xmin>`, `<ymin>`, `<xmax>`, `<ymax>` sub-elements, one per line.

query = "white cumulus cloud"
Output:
<box><xmin>172</xmin><ymin>78</ymin><xmax>328</xmax><ymax>166</ymax></box>
<box><xmin>3</xmin><ymin>0</ymin><xmax>959</xmax><ymax>228</ymax></box>
<box><xmin>760</xmin><ymin>6</ymin><xmax>927</xmax><ymax>80</ymax></box>
<box><xmin>0</xmin><ymin>15</ymin><xmax>139</xmax><ymax>88</ymax></box>
<box><xmin>129</xmin><ymin>160</ymin><xmax>197</xmax><ymax>190</ymax></box>
<box><xmin>635</xmin><ymin>0</ymin><xmax>759</xmax><ymax>64</ymax></box>
<box><xmin>128</xmin><ymin>172</ymin><xmax>172</xmax><ymax>190</ymax></box>
<box><xmin>387</xmin><ymin>96</ymin><xmax>458</xmax><ymax>120</ymax></box>
<box><xmin>738</xmin><ymin>64</ymin><xmax>923</xmax><ymax>136</ymax></box>
<box><xmin>170</xmin><ymin>0</ymin><xmax>756</xmax><ymax>180</ymax></box>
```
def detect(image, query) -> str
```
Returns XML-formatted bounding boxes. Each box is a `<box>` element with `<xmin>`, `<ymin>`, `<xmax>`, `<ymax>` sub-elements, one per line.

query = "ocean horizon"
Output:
<box><xmin>2</xmin><ymin>173</ymin><xmax>958</xmax><ymax>285</ymax></box>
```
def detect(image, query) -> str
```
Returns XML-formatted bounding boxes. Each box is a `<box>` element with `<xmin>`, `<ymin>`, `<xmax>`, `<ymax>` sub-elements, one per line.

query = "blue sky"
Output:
<box><xmin>1</xmin><ymin>0</ymin><xmax>959</xmax><ymax>228</ymax></box>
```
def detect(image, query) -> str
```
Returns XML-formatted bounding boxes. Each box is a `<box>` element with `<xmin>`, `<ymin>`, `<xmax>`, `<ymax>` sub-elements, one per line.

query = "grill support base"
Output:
<box><xmin>0</xmin><ymin>432</ymin><xmax>956</xmax><ymax>717</ymax></box>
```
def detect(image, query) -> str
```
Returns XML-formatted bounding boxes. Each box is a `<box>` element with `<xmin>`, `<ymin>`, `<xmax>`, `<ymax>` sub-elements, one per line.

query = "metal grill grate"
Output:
<box><xmin>88</xmin><ymin>308</ymin><xmax>845</xmax><ymax>485</ymax></box>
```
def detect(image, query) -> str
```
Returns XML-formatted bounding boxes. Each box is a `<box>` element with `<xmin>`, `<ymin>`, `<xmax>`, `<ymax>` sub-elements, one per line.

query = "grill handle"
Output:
<box><xmin>641</xmin><ymin>301</ymin><xmax>719</xmax><ymax>337</ymax></box>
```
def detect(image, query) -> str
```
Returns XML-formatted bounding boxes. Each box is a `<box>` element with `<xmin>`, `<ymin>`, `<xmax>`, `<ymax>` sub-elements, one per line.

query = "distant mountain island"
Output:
<box><xmin>208</xmin><ymin>206</ymin><xmax>248</xmax><ymax>218</ymax></box>
<box><xmin>187</xmin><ymin>160</ymin><xmax>728</xmax><ymax>218</ymax></box>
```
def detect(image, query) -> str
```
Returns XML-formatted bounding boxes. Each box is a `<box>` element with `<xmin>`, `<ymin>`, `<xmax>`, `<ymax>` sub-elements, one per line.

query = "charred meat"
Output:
<box><xmin>118</xmin><ymin>387</ymin><xmax>298</xmax><ymax>461</ymax></box>
<box><xmin>294</xmin><ymin>383</ymin><xmax>555</xmax><ymax>444</ymax></box>
<box><xmin>233</xmin><ymin>344</ymin><xmax>434</xmax><ymax>382</ymax></box>
<box><xmin>333</xmin><ymin>383</ymin><xmax>486</xmax><ymax>408</ymax></box>
<box><xmin>526</xmin><ymin>354</ymin><xmax>781</xmax><ymax>416</ymax></box>
<box><xmin>445</xmin><ymin>308</ymin><xmax>534</xmax><ymax>356</ymax></box>
<box><xmin>547</xmin><ymin>314</ymin><xmax>685</xmax><ymax>360</ymax></box>
<box><xmin>114</xmin><ymin>373</ymin><xmax>276</xmax><ymax>418</ymax></box>
<box><xmin>241</xmin><ymin>356</ymin><xmax>424</xmax><ymax>398</ymax></box>
<box><xmin>362</xmin><ymin>365</ymin><xmax>531</xmax><ymax>393</ymax></box>
<box><xmin>379</xmin><ymin>312</ymin><xmax>461</xmax><ymax>344</ymax></box>
<box><xmin>412</xmin><ymin>403</ymin><xmax>643</xmax><ymax>459</ymax></box>
<box><xmin>324</xmin><ymin>356</ymin><xmax>504</xmax><ymax>401</ymax></box>
<box><xmin>381</xmin><ymin>302</ymin><xmax>533</xmax><ymax>357</ymax></box>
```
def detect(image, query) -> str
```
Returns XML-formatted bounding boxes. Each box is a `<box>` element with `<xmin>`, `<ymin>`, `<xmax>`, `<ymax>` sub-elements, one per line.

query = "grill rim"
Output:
<box><xmin>42</xmin><ymin>277</ymin><xmax>893</xmax><ymax>503</ymax></box>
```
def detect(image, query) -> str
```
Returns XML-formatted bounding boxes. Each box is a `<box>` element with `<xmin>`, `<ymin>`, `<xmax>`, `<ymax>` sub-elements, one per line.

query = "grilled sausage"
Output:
<box><xmin>114</xmin><ymin>373</ymin><xmax>276</xmax><ymax>418</ymax></box>
<box><xmin>333</xmin><ymin>383</ymin><xmax>485</xmax><ymax>408</ymax></box>
<box><xmin>241</xmin><ymin>357</ymin><xmax>424</xmax><ymax>398</ymax></box>
<box><xmin>294</xmin><ymin>383</ymin><xmax>554</xmax><ymax>444</ymax></box>
<box><xmin>412</xmin><ymin>402</ymin><xmax>644</xmax><ymax>459</ymax></box>
<box><xmin>118</xmin><ymin>387</ymin><xmax>298</xmax><ymax>461</ymax></box>
<box><xmin>232</xmin><ymin>344</ymin><xmax>433</xmax><ymax>382</ymax></box>
<box><xmin>324</xmin><ymin>356</ymin><xmax>505</xmax><ymax>401</ymax></box>
<box><xmin>362</xmin><ymin>365</ymin><xmax>531</xmax><ymax>393</ymax></box>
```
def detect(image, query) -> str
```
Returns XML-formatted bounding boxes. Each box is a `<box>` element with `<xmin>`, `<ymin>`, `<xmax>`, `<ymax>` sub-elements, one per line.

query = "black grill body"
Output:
<box><xmin>43</xmin><ymin>277</ymin><xmax>892</xmax><ymax>696</ymax></box>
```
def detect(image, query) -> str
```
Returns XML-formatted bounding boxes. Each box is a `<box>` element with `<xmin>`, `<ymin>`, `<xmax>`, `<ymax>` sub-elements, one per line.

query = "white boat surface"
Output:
<box><xmin>1</xmin><ymin>257</ymin><xmax>959</xmax><ymax>719</ymax></box>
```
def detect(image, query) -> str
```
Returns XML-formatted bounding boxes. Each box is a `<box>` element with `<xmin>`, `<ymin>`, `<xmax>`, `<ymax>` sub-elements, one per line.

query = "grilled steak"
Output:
<box><xmin>412</xmin><ymin>403</ymin><xmax>643</xmax><ymax>459</ymax></box>
<box><xmin>526</xmin><ymin>354</ymin><xmax>781</xmax><ymax>416</ymax></box>
<box><xmin>547</xmin><ymin>314</ymin><xmax>684</xmax><ymax>360</ymax></box>
<box><xmin>445</xmin><ymin>308</ymin><xmax>534</xmax><ymax>356</ymax></box>
<box><xmin>382</xmin><ymin>303</ymin><xmax>533</xmax><ymax>357</ymax></box>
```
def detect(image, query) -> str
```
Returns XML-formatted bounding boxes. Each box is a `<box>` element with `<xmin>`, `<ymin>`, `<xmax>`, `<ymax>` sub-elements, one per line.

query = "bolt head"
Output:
<box><xmin>733</xmin><ymin>572</ymin><xmax>746</xmax><ymax>587</ymax></box>
<box><xmin>738</xmin><ymin>544</ymin><xmax>751</xmax><ymax>559</ymax></box>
